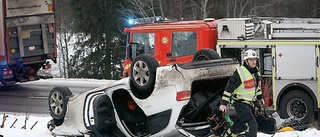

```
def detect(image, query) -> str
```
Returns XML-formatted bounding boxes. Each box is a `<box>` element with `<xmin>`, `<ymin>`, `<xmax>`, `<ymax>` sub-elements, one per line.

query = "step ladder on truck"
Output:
<box><xmin>216</xmin><ymin>17</ymin><xmax>320</xmax><ymax>124</ymax></box>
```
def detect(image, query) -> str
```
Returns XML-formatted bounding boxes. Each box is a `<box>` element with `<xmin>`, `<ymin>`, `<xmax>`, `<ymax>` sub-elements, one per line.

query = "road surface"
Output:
<box><xmin>0</xmin><ymin>78</ymin><xmax>113</xmax><ymax>114</ymax></box>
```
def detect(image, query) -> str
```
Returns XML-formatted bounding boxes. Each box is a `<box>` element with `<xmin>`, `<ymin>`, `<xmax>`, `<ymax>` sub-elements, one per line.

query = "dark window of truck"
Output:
<box><xmin>131</xmin><ymin>33</ymin><xmax>155</xmax><ymax>58</ymax></box>
<box><xmin>172</xmin><ymin>31</ymin><xmax>197</xmax><ymax>57</ymax></box>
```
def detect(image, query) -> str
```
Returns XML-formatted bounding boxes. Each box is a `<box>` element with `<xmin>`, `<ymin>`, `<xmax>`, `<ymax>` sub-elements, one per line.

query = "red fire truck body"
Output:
<box><xmin>123</xmin><ymin>18</ymin><xmax>217</xmax><ymax>77</ymax></box>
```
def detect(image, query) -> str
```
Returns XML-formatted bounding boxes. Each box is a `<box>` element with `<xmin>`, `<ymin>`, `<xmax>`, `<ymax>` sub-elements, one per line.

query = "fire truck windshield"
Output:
<box><xmin>172</xmin><ymin>31</ymin><xmax>197</xmax><ymax>57</ymax></box>
<box><xmin>130</xmin><ymin>32</ymin><xmax>155</xmax><ymax>58</ymax></box>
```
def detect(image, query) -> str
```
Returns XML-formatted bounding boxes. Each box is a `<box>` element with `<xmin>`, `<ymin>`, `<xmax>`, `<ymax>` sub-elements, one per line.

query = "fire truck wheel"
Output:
<box><xmin>48</xmin><ymin>86</ymin><xmax>73</xmax><ymax>120</ymax></box>
<box><xmin>278</xmin><ymin>90</ymin><xmax>314</xmax><ymax>124</ymax></box>
<box><xmin>130</xmin><ymin>55</ymin><xmax>159</xmax><ymax>99</ymax></box>
<box><xmin>192</xmin><ymin>49</ymin><xmax>220</xmax><ymax>61</ymax></box>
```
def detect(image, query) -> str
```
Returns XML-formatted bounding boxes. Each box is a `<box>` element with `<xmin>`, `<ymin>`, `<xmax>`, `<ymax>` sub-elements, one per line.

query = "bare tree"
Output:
<box><xmin>189</xmin><ymin>0</ymin><xmax>215</xmax><ymax>19</ymax></box>
<box><xmin>120</xmin><ymin>0</ymin><xmax>216</xmax><ymax>21</ymax></box>
<box><xmin>224</xmin><ymin>0</ymin><xmax>279</xmax><ymax>17</ymax></box>
<box><xmin>55</xmin><ymin>0</ymin><xmax>74</xmax><ymax>78</ymax></box>
<box><xmin>158</xmin><ymin>0</ymin><xmax>164</xmax><ymax>17</ymax></box>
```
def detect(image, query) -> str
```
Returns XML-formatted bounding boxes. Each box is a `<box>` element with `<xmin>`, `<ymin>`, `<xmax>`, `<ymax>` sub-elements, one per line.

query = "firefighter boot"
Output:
<box><xmin>224</xmin><ymin>128</ymin><xmax>237</xmax><ymax>137</ymax></box>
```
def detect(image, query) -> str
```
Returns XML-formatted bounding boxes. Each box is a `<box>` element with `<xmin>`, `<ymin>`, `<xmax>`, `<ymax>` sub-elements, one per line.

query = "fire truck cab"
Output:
<box><xmin>122</xmin><ymin>17</ymin><xmax>219</xmax><ymax>78</ymax></box>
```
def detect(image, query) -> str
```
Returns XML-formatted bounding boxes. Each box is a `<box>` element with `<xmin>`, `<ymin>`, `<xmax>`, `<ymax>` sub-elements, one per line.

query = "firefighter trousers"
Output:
<box><xmin>230</xmin><ymin>101</ymin><xmax>258</xmax><ymax>137</ymax></box>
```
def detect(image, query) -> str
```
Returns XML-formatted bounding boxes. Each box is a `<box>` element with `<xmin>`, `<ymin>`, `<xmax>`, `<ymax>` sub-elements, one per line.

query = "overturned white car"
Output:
<box><xmin>47</xmin><ymin>56</ymin><xmax>238</xmax><ymax>137</ymax></box>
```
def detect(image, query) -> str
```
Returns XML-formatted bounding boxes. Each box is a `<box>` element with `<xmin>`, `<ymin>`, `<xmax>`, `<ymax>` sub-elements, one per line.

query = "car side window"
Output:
<box><xmin>172</xmin><ymin>31</ymin><xmax>197</xmax><ymax>57</ymax></box>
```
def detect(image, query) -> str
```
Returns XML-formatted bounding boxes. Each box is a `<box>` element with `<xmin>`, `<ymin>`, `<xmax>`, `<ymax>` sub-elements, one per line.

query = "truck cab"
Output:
<box><xmin>122</xmin><ymin>17</ymin><xmax>218</xmax><ymax>77</ymax></box>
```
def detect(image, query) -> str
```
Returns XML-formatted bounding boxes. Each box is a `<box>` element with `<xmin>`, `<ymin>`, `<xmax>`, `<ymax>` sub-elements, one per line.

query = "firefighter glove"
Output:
<box><xmin>219</xmin><ymin>104</ymin><xmax>227</xmax><ymax>112</ymax></box>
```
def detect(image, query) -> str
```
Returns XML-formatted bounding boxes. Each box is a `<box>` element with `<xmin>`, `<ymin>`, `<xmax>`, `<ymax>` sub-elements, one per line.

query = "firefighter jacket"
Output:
<box><xmin>221</xmin><ymin>63</ymin><xmax>263</xmax><ymax>106</ymax></box>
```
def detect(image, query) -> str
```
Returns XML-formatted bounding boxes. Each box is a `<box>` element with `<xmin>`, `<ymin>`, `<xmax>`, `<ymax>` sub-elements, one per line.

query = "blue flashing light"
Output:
<box><xmin>156</xmin><ymin>17</ymin><xmax>161</xmax><ymax>21</ymax></box>
<box><xmin>128</xmin><ymin>19</ymin><xmax>135</xmax><ymax>25</ymax></box>
<box><xmin>128</xmin><ymin>16</ymin><xmax>164</xmax><ymax>26</ymax></box>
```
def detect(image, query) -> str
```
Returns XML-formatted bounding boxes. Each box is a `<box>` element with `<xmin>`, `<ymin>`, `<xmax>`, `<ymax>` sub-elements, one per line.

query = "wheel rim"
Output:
<box><xmin>195</xmin><ymin>55</ymin><xmax>209</xmax><ymax>61</ymax></box>
<box><xmin>286</xmin><ymin>98</ymin><xmax>307</xmax><ymax>120</ymax></box>
<box><xmin>49</xmin><ymin>91</ymin><xmax>64</xmax><ymax>116</ymax></box>
<box><xmin>132</xmin><ymin>60</ymin><xmax>149</xmax><ymax>86</ymax></box>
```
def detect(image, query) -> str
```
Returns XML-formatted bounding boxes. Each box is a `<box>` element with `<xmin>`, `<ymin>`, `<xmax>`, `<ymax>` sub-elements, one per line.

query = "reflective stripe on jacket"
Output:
<box><xmin>233</xmin><ymin>66</ymin><xmax>260</xmax><ymax>102</ymax></box>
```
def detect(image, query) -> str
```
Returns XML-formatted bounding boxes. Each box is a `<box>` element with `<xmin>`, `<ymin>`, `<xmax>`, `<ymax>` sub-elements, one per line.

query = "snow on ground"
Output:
<box><xmin>0</xmin><ymin>113</ymin><xmax>52</xmax><ymax>137</ymax></box>
<box><xmin>0</xmin><ymin>113</ymin><xmax>320</xmax><ymax>137</ymax></box>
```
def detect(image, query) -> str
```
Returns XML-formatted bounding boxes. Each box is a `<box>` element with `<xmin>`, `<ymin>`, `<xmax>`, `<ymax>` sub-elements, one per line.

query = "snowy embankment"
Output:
<box><xmin>0</xmin><ymin>113</ymin><xmax>52</xmax><ymax>137</ymax></box>
<box><xmin>0</xmin><ymin>112</ymin><xmax>320</xmax><ymax>137</ymax></box>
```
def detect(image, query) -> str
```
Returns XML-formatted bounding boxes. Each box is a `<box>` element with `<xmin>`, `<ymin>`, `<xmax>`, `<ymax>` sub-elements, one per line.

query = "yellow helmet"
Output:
<box><xmin>278</xmin><ymin>126</ymin><xmax>294</xmax><ymax>132</ymax></box>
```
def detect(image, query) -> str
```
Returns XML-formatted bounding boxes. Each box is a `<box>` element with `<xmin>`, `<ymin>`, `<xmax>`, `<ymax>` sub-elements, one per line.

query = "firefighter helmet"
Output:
<box><xmin>243</xmin><ymin>49</ymin><xmax>258</xmax><ymax>60</ymax></box>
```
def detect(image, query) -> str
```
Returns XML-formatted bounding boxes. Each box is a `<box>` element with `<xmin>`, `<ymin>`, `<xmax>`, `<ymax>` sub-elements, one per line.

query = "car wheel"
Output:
<box><xmin>192</xmin><ymin>49</ymin><xmax>220</xmax><ymax>61</ymax></box>
<box><xmin>130</xmin><ymin>54</ymin><xmax>159</xmax><ymax>99</ymax></box>
<box><xmin>48</xmin><ymin>86</ymin><xmax>72</xmax><ymax>120</ymax></box>
<box><xmin>278</xmin><ymin>90</ymin><xmax>314</xmax><ymax>124</ymax></box>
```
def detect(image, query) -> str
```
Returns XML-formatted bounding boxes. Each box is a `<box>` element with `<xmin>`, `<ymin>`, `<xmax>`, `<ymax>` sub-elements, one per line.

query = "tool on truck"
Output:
<box><xmin>0</xmin><ymin>0</ymin><xmax>56</xmax><ymax>85</ymax></box>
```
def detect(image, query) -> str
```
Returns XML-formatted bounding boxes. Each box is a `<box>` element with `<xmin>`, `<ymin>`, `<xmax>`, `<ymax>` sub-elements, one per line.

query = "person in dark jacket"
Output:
<box><xmin>219</xmin><ymin>49</ymin><xmax>264</xmax><ymax>137</ymax></box>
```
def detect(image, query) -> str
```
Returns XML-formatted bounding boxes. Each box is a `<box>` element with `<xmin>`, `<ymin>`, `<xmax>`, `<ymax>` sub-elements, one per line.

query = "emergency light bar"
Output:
<box><xmin>128</xmin><ymin>16</ymin><xmax>164</xmax><ymax>25</ymax></box>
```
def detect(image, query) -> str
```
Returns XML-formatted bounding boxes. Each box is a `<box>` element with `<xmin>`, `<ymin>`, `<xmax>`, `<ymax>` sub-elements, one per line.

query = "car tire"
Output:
<box><xmin>278</xmin><ymin>90</ymin><xmax>314</xmax><ymax>124</ymax></box>
<box><xmin>192</xmin><ymin>49</ymin><xmax>220</xmax><ymax>61</ymax></box>
<box><xmin>48</xmin><ymin>86</ymin><xmax>72</xmax><ymax>120</ymax></box>
<box><xmin>130</xmin><ymin>54</ymin><xmax>159</xmax><ymax>99</ymax></box>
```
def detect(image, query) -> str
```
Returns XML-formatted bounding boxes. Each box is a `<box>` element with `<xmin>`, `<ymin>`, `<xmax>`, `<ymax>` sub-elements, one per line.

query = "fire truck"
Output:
<box><xmin>216</xmin><ymin>17</ymin><xmax>320</xmax><ymax>124</ymax></box>
<box><xmin>123</xmin><ymin>16</ymin><xmax>320</xmax><ymax>124</ymax></box>
<box><xmin>123</xmin><ymin>17</ymin><xmax>222</xmax><ymax>97</ymax></box>
<box><xmin>0</xmin><ymin>0</ymin><xmax>56</xmax><ymax>85</ymax></box>
<box><xmin>123</xmin><ymin>17</ymin><xmax>220</xmax><ymax>77</ymax></box>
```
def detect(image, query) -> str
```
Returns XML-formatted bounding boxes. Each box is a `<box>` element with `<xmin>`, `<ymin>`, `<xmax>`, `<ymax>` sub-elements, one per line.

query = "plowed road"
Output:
<box><xmin>0</xmin><ymin>78</ymin><xmax>113</xmax><ymax>114</ymax></box>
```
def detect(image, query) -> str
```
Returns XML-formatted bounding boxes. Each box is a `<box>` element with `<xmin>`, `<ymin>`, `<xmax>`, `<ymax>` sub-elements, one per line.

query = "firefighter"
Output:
<box><xmin>219</xmin><ymin>49</ymin><xmax>264</xmax><ymax>137</ymax></box>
